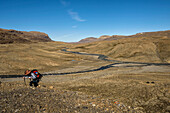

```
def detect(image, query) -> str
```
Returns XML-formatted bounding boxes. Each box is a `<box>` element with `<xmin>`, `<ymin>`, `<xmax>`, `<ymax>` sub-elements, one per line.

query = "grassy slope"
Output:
<box><xmin>0</xmin><ymin>42</ymin><xmax>62</xmax><ymax>74</ymax></box>
<box><xmin>0</xmin><ymin>42</ymin><xmax>77</xmax><ymax>75</ymax></box>
<box><xmin>0</xmin><ymin>33</ymin><xmax>170</xmax><ymax>75</ymax></box>
<box><xmin>1</xmin><ymin>32</ymin><xmax>170</xmax><ymax>112</ymax></box>
<box><xmin>70</xmin><ymin>36</ymin><xmax>170</xmax><ymax>63</ymax></box>
<box><xmin>0</xmin><ymin>28</ymin><xmax>52</xmax><ymax>44</ymax></box>
<box><xmin>0</xmin><ymin>42</ymin><xmax>108</xmax><ymax>75</ymax></box>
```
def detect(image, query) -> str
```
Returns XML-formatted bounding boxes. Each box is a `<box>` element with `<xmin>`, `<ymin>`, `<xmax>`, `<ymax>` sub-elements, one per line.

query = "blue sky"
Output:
<box><xmin>0</xmin><ymin>0</ymin><xmax>170</xmax><ymax>42</ymax></box>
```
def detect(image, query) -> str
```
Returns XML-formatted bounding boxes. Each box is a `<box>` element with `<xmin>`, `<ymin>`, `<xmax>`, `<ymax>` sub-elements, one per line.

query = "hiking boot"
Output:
<box><xmin>30</xmin><ymin>86</ymin><xmax>35</xmax><ymax>89</ymax></box>
<box><xmin>37</xmin><ymin>85</ymin><xmax>41</xmax><ymax>88</ymax></box>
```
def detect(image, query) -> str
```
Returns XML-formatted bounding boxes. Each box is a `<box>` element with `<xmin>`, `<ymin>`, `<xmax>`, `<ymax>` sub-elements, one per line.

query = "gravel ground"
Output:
<box><xmin>0</xmin><ymin>59</ymin><xmax>170</xmax><ymax>113</ymax></box>
<box><xmin>0</xmin><ymin>82</ymin><xmax>138</xmax><ymax>113</ymax></box>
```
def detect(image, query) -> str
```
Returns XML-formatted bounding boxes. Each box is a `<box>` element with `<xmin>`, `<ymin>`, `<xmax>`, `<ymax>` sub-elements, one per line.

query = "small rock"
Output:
<box><xmin>134</xmin><ymin>107</ymin><xmax>143</xmax><ymax>110</ymax></box>
<box><xmin>159</xmin><ymin>97</ymin><xmax>170</xmax><ymax>102</ymax></box>
<box><xmin>82</xmin><ymin>106</ymin><xmax>88</xmax><ymax>109</ymax></box>
<box><xmin>76</xmin><ymin>106</ymin><xmax>80</xmax><ymax>109</ymax></box>
<box><xmin>15</xmin><ymin>109</ymin><xmax>19</xmax><ymax>112</ymax></box>
<box><xmin>49</xmin><ymin>86</ymin><xmax>54</xmax><ymax>89</ymax></box>
<box><xmin>43</xmin><ymin>108</ymin><xmax>46</xmax><ymax>111</ymax></box>
<box><xmin>2</xmin><ymin>109</ymin><xmax>6</xmax><ymax>112</ymax></box>
<box><xmin>42</xmin><ymin>85</ymin><xmax>46</xmax><ymax>87</ymax></box>
<box><xmin>165</xmin><ymin>106</ymin><xmax>170</xmax><ymax>112</ymax></box>
<box><xmin>105</xmin><ymin>108</ymin><xmax>109</xmax><ymax>111</ymax></box>
<box><xmin>92</xmin><ymin>104</ymin><xmax>96</xmax><ymax>107</ymax></box>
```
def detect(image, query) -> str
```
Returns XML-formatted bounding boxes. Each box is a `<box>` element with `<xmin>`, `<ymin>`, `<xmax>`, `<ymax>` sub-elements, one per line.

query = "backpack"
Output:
<box><xmin>32</xmin><ymin>69</ymin><xmax>43</xmax><ymax>79</ymax></box>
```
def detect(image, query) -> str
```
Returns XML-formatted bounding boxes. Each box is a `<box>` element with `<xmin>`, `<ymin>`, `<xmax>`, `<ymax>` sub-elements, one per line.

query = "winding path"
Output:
<box><xmin>0</xmin><ymin>49</ymin><xmax>170</xmax><ymax>78</ymax></box>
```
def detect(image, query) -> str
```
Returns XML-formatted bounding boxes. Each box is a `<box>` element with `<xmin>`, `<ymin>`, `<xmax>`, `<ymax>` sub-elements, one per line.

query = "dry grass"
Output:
<box><xmin>0</xmin><ymin>42</ymin><xmax>106</xmax><ymax>75</ymax></box>
<box><xmin>70</xmin><ymin>36</ymin><xmax>170</xmax><ymax>63</ymax></box>
<box><xmin>0</xmin><ymin>37</ymin><xmax>170</xmax><ymax>112</ymax></box>
<box><xmin>1</xmin><ymin>34</ymin><xmax>169</xmax><ymax>75</ymax></box>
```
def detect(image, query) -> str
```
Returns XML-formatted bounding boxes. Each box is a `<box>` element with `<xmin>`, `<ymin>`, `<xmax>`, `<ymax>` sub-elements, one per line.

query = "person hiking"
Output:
<box><xmin>24</xmin><ymin>69</ymin><xmax>42</xmax><ymax>87</ymax></box>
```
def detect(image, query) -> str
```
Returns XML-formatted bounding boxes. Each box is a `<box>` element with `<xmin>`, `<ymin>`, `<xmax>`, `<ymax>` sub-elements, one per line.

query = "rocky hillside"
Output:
<box><xmin>0</xmin><ymin>28</ymin><xmax>52</xmax><ymax>44</ymax></box>
<box><xmin>79</xmin><ymin>30</ymin><xmax>170</xmax><ymax>43</ymax></box>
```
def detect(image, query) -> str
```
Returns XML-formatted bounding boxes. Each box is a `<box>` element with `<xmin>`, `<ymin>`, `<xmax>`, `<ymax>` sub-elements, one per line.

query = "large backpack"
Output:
<box><xmin>32</xmin><ymin>69</ymin><xmax>43</xmax><ymax>80</ymax></box>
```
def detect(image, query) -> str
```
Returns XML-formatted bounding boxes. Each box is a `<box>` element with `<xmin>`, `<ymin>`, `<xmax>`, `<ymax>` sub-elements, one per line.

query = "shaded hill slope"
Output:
<box><xmin>0</xmin><ymin>28</ymin><xmax>52</xmax><ymax>44</ymax></box>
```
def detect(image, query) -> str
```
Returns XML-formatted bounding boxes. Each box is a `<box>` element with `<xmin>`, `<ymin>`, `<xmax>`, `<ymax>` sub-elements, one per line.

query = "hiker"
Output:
<box><xmin>24</xmin><ymin>69</ymin><xmax>42</xmax><ymax>87</ymax></box>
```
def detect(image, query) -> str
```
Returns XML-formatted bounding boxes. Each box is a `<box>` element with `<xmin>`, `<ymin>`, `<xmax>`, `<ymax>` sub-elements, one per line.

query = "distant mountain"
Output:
<box><xmin>98</xmin><ymin>35</ymin><xmax>111</xmax><ymax>39</ymax></box>
<box><xmin>79</xmin><ymin>37</ymin><xmax>98</xmax><ymax>43</ymax></box>
<box><xmin>0</xmin><ymin>28</ymin><xmax>52</xmax><ymax>44</ymax></box>
<box><xmin>78</xmin><ymin>30</ymin><xmax>170</xmax><ymax>43</ymax></box>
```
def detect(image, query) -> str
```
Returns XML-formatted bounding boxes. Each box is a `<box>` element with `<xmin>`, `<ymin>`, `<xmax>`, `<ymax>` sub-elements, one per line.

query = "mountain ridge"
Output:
<box><xmin>0</xmin><ymin>28</ymin><xmax>52</xmax><ymax>44</ymax></box>
<box><xmin>78</xmin><ymin>30</ymin><xmax>170</xmax><ymax>43</ymax></box>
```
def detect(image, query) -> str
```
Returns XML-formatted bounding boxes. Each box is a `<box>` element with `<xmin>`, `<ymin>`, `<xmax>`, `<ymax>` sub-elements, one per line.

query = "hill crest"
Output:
<box><xmin>78</xmin><ymin>30</ymin><xmax>170</xmax><ymax>43</ymax></box>
<box><xmin>0</xmin><ymin>28</ymin><xmax>52</xmax><ymax>44</ymax></box>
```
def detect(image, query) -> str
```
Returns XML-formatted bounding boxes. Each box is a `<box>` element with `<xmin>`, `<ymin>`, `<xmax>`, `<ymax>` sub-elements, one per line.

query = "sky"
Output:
<box><xmin>0</xmin><ymin>0</ymin><xmax>170</xmax><ymax>42</ymax></box>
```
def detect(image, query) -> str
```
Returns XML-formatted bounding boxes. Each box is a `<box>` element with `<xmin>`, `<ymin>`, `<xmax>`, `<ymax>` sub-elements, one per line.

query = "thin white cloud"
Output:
<box><xmin>72</xmin><ymin>25</ymin><xmax>77</xmax><ymax>28</ymax></box>
<box><xmin>60</xmin><ymin>34</ymin><xmax>73</xmax><ymax>38</ymax></box>
<box><xmin>60</xmin><ymin>0</ymin><xmax>70</xmax><ymax>6</ymax></box>
<box><xmin>68</xmin><ymin>10</ymin><xmax>86</xmax><ymax>22</ymax></box>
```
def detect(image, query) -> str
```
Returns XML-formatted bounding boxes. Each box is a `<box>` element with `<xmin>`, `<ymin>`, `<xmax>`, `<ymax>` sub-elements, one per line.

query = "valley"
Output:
<box><xmin>0</xmin><ymin>29</ymin><xmax>170</xmax><ymax>113</ymax></box>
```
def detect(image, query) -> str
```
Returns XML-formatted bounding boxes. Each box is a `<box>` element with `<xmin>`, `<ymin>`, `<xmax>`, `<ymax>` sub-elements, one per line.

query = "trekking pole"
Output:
<box><xmin>23</xmin><ymin>77</ymin><xmax>26</xmax><ymax>86</ymax></box>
